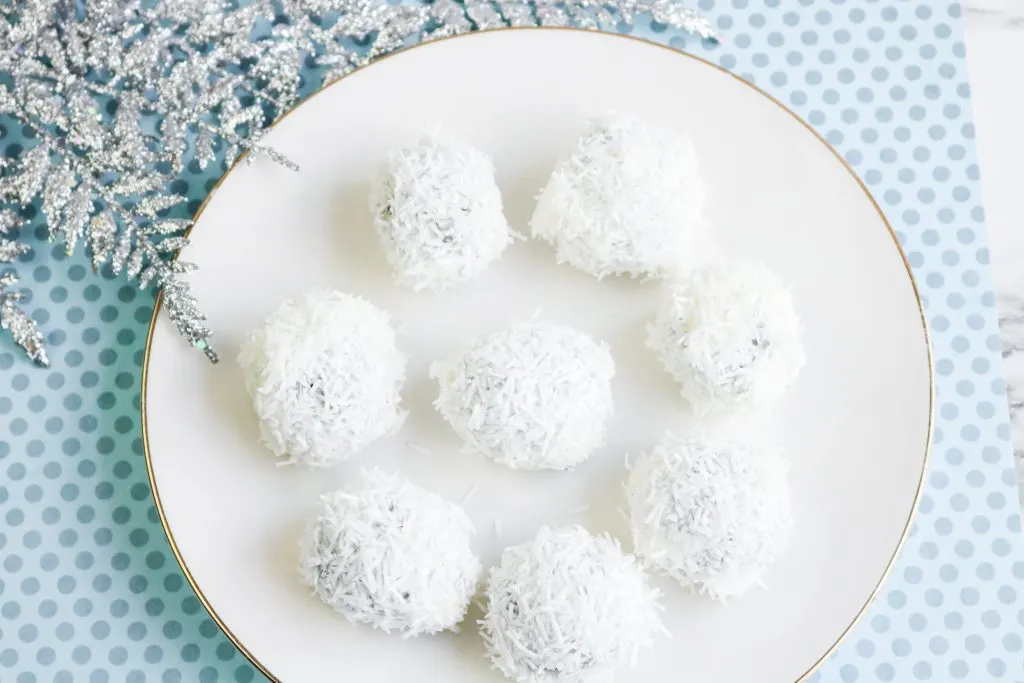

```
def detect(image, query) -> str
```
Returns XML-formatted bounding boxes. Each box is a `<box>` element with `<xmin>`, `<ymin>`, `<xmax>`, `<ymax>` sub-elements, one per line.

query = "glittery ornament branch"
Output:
<box><xmin>0</xmin><ymin>286</ymin><xmax>50</xmax><ymax>368</ymax></box>
<box><xmin>0</xmin><ymin>209</ymin><xmax>48</xmax><ymax>367</ymax></box>
<box><xmin>0</xmin><ymin>0</ymin><xmax>714</xmax><ymax>366</ymax></box>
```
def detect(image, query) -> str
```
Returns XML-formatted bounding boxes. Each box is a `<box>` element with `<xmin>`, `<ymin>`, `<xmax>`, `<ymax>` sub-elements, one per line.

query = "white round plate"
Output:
<box><xmin>143</xmin><ymin>28</ymin><xmax>932</xmax><ymax>683</ymax></box>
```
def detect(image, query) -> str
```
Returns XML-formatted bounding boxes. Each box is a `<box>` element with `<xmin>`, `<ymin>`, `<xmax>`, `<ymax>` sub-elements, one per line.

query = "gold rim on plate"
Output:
<box><xmin>141</xmin><ymin>26</ymin><xmax>934</xmax><ymax>683</ymax></box>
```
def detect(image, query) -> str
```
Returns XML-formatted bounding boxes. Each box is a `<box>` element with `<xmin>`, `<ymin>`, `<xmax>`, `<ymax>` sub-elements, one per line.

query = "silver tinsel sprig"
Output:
<box><xmin>0</xmin><ymin>207</ymin><xmax>46</xmax><ymax>367</ymax></box>
<box><xmin>0</xmin><ymin>0</ymin><xmax>714</xmax><ymax>367</ymax></box>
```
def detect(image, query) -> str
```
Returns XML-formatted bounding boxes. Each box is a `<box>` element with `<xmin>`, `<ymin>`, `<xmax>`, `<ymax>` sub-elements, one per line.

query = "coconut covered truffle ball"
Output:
<box><xmin>646</xmin><ymin>261</ymin><xmax>805</xmax><ymax>415</ymax></box>
<box><xmin>237</xmin><ymin>290</ymin><xmax>406</xmax><ymax>467</ymax></box>
<box><xmin>369</xmin><ymin>133</ymin><xmax>513</xmax><ymax>291</ymax></box>
<box><xmin>481</xmin><ymin>525</ymin><xmax>663</xmax><ymax>682</ymax></box>
<box><xmin>626</xmin><ymin>433</ymin><xmax>793</xmax><ymax>601</ymax></box>
<box><xmin>530</xmin><ymin>113</ymin><xmax>704</xmax><ymax>279</ymax></box>
<box><xmin>431</xmin><ymin>322</ymin><xmax>615</xmax><ymax>471</ymax></box>
<box><xmin>300</xmin><ymin>469</ymin><xmax>482</xmax><ymax>637</ymax></box>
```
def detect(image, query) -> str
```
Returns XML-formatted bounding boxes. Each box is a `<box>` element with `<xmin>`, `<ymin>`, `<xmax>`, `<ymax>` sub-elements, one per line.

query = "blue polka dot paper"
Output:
<box><xmin>2</xmin><ymin>2</ymin><xmax>1023</xmax><ymax>682</ymax></box>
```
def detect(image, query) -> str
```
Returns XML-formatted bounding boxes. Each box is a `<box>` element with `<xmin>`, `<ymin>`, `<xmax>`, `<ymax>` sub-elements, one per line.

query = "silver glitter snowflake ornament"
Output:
<box><xmin>0</xmin><ymin>0</ymin><xmax>715</xmax><ymax>366</ymax></box>
<box><xmin>0</xmin><ymin>209</ymin><xmax>47</xmax><ymax>367</ymax></box>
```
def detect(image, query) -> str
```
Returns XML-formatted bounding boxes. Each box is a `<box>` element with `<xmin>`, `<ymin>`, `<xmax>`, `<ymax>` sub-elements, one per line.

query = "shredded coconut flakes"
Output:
<box><xmin>481</xmin><ymin>525</ymin><xmax>664</xmax><ymax>683</ymax></box>
<box><xmin>406</xmin><ymin>441</ymin><xmax>432</xmax><ymax>456</ymax></box>
<box><xmin>299</xmin><ymin>468</ymin><xmax>482</xmax><ymax>637</ymax></box>
<box><xmin>369</xmin><ymin>133</ymin><xmax>513</xmax><ymax>291</ymax></box>
<box><xmin>431</xmin><ymin>322</ymin><xmax>615</xmax><ymax>471</ymax></box>
<box><xmin>237</xmin><ymin>289</ymin><xmax>406</xmax><ymax>467</ymax></box>
<box><xmin>626</xmin><ymin>433</ymin><xmax>794</xmax><ymax>602</ymax></box>
<box><xmin>646</xmin><ymin>260</ymin><xmax>805</xmax><ymax>415</ymax></box>
<box><xmin>530</xmin><ymin>113</ymin><xmax>705</xmax><ymax>279</ymax></box>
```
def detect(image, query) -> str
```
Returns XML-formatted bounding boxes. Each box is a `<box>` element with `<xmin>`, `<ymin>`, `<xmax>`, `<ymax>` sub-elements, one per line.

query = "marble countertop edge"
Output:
<box><xmin>962</xmin><ymin>0</ymin><xmax>1024</xmax><ymax>506</ymax></box>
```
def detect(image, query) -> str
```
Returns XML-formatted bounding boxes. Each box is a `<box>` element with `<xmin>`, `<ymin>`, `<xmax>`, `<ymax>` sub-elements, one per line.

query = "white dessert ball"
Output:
<box><xmin>369</xmin><ymin>133</ymin><xmax>513</xmax><ymax>291</ymax></box>
<box><xmin>530</xmin><ymin>113</ymin><xmax>704</xmax><ymax>279</ymax></box>
<box><xmin>626</xmin><ymin>433</ymin><xmax>793</xmax><ymax>601</ymax></box>
<box><xmin>481</xmin><ymin>525</ymin><xmax>663</xmax><ymax>682</ymax></box>
<box><xmin>300</xmin><ymin>469</ymin><xmax>482</xmax><ymax>637</ymax></box>
<box><xmin>431</xmin><ymin>322</ymin><xmax>615</xmax><ymax>470</ymax></box>
<box><xmin>237</xmin><ymin>290</ymin><xmax>406</xmax><ymax>467</ymax></box>
<box><xmin>646</xmin><ymin>261</ymin><xmax>805</xmax><ymax>414</ymax></box>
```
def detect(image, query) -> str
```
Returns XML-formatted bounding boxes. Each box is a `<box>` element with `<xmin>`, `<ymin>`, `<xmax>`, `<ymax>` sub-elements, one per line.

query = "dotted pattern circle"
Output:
<box><xmin>1</xmin><ymin>2</ymin><xmax>1022</xmax><ymax>682</ymax></box>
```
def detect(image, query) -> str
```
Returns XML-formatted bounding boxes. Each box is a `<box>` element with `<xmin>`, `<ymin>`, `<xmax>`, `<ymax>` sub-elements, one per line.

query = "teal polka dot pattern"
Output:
<box><xmin>1</xmin><ymin>2</ymin><xmax>1022</xmax><ymax>682</ymax></box>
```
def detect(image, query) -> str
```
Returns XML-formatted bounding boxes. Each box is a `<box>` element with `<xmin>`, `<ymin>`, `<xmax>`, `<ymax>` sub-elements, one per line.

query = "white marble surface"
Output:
<box><xmin>963</xmin><ymin>0</ymin><xmax>1024</xmax><ymax>505</ymax></box>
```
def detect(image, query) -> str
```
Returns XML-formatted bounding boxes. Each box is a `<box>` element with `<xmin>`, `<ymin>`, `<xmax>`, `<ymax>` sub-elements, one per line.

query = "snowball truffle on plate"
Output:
<box><xmin>626</xmin><ymin>433</ymin><xmax>793</xmax><ymax>601</ymax></box>
<box><xmin>431</xmin><ymin>322</ymin><xmax>615</xmax><ymax>471</ymax></box>
<box><xmin>530</xmin><ymin>113</ymin><xmax>705</xmax><ymax>279</ymax></box>
<box><xmin>646</xmin><ymin>261</ymin><xmax>805</xmax><ymax>415</ymax></box>
<box><xmin>481</xmin><ymin>525</ymin><xmax>663</xmax><ymax>683</ymax></box>
<box><xmin>300</xmin><ymin>468</ymin><xmax>482</xmax><ymax>637</ymax></box>
<box><xmin>237</xmin><ymin>289</ymin><xmax>406</xmax><ymax>467</ymax></box>
<box><xmin>369</xmin><ymin>133</ymin><xmax>513</xmax><ymax>291</ymax></box>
